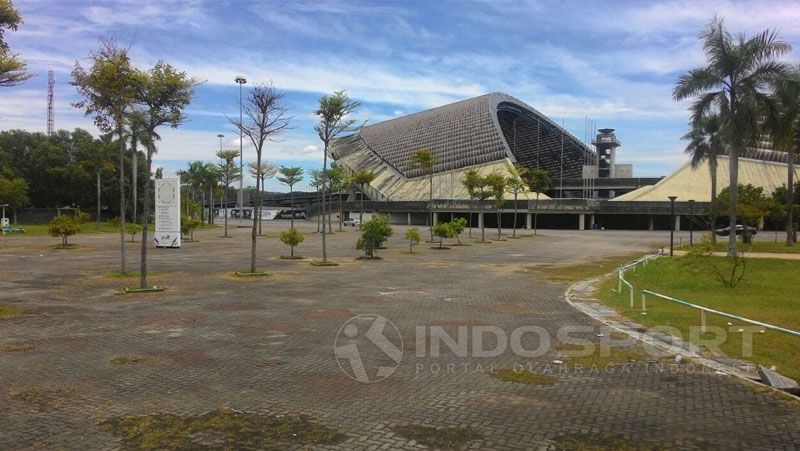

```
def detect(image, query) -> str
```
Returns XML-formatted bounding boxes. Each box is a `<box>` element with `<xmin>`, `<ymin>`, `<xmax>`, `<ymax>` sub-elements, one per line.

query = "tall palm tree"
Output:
<box><xmin>682</xmin><ymin>113</ymin><xmax>724</xmax><ymax>244</ymax></box>
<box><xmin>277</xmin><ymin>166</ymin><xmax>304</xmax><ymax>228</ymax></box>
<box><xmin>766</xmin><ymin>66</ymin><xmax>800</xmax><ymax>245</ymax></box>
<box><xmin>673</xmin><ymin>16</ymin><xmax>790</xmax><ymax>256</ymax></box>
<box><xmin>412</xmin><ymin>148</ymin><xmax>436</xmax><ymax>240</ymax></box>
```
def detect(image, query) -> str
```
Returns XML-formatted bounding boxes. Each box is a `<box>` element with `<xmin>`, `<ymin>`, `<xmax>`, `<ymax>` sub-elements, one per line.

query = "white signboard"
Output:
<box><xmin>154</xmin><ymin>177</ymin><xmax>181</xmax><ymax>248</ymax></box>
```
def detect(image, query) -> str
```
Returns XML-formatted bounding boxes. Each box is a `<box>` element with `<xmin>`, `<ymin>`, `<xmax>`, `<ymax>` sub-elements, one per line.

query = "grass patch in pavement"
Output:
<box><xmin>109</xmin><ymin>355</ymin><xmax>147</xmax><ymax>365</ymax></box>
<box><xmin>536</xmin><ymin>252</ymin><xmax>649</xmax><ymax>283</ymax></box>
<box><xmin>0</xmin><ymin>304</ymin><xmax>22</xmax><ymax>317</ymax></box>
<box><xmin>552</xmin><ymin>432</ymin><xmax>664</xmax><ymax>450</ymax></box>
<box><xmin>491</xmin><ymin>367</ymin><xmax>558</xmax><ymax>385</ymax></box>
<box><xmin>392</xmin><ymin>424</ymin><xmax>483</xmax><ymax>449</ymax></box>
<box><xmin>596</xmin><ymin>256</ymin><xmax>800</xmax><ymax>380</ymax></box>
<box><xmin>100</xmin><ymin>409</ymin><xmax>345</xmax><ymax>450</ymax></box>
<box><xmin>690</xmin><ymin>240</ymin><xmax>800</xmax><ymax>254</ymax></box>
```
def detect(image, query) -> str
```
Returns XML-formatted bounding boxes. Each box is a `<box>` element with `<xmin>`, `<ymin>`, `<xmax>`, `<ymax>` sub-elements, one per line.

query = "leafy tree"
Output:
<box><xmin>506</xmin><ymin>165</ymin><xmax>528</xmax><ymax>238</ymax></box>
<box><xmin>278</xmin><ymin>166</ymin><xmax>304</xmax><ymax>228</ymax></box>
<box><xmin>125</xmin><ymin>223</ymin><xmax>141</xmax><ymax>242</ymax></box>
<box><xmin>716</xmin><ymin>184</ymin><xmax>771</xmax><ymax>243</ymax></box>
<box><xmin>356</xmin><ymin>214</ymin><xmax>393</xmax><ymax>259</ymax></box>
<box><xmin>0</xmin><ymin>0</ymin><xmax>31</xmax><ymax>87</ymax></box>
<box><xmin>315</xmin><ymin>91</ymin><xmax>360</xmax><ymax>264</ymax></box>
<box><xmin>72</xmin><ymin>39</ymin><xmax>138</xmax><ymax>273</ymax></box>
<box><xmin>328</xmin><ymin>166</ymin><xmax>347</xmax><ymax>231</ymax></box>
<box><xmin>461</xmin><ymin>169</ymin><xmax>481</xmax><ymax>238</ymax></box>
<box><xmin>0</xmin><ymin>174</ymin><xmax>27</xmax><ymax>224</ymax></box>
<box><xmin>765</xmin><ymin>66</ymin><xmax>800</xmax><ymax>245</ymax></box>
<box><xmin>526</xmin><ymin>168</ymin><xmax>550</xmax><ymax>235</ymax></box>
<box><xmin>350</xmin><ymin>168</ymin><xmax>376</xmax><ymax>225</ymax></box>
<box><xmin>231</xmin><ymin>83</ymin><xmax>290</xmax><ymax>274</ymax></box>
<box><xmin>412</xmin><ymin>148</ymin><xmax>436</xmax><ymax>240</ymax></box>
<box><xmin>405</xmin><ymin>227</ymin><xmax>421</xmax><ymax>253</ymax></box>
<box><xmin>309</xmin><ymin>169</ymin><xmax>324</xmax><ymax>233</ymax></box>
<box><xmin>180</xmin><ymin>213</ymin><xmax>201</xmax><ymax>242</ymax></box>
<box><xmin>432</xmin><ymin>222</ymin><xmax>454</xmax><ymax>249</ymax></box>
<box><xmin>485</xmin><ymin>173</ymin><xmax>507</xmax><ymax>239</ymax></box>
<box><xmin>48</xmin><ymin>210</ymin><xmax>88</xmax><ymax>247</ymax></box>
<box><xmin>681</xmin><ymin>113</ymin><xmax>724</xmax><ymax>244</ymax></box>
<box><xmin>279</xmin><ymin>227</ymin><xmax>305</xmax><ymax>258</ymax></box>
<box><xmin>216</xmin><ymin>149</ymin><xmax>241</xmax><ymax>238</ymax></box>
<box><xmin>124</xmin><ymin>109</ymin><xmax>150</xmax><ymax>224</ymax></box>
<box><xmin>132</xmin><ymin>62</ymin><xmax>198</xmax><ymax>289</ymax></box>
<box><xmin>673</xmin><ymin>17</ymin><xmax>791</xmax><ymax>256</ymax></box>
<box><xmin>464</xmin><ymin>171</ymin><xmax>493</xmax><ymax>242</ymax></box>
<box><xmin>449</xmin><ymin>217</ymin><xmax>467</xmax><ymax>245</ymax></box>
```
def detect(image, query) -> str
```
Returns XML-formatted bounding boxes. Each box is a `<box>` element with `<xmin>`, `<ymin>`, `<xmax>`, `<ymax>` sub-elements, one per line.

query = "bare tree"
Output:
<box><xmin>231</xmin><ymin>83</ymin><xmax>290</xmax><ymax>274</ymax></box>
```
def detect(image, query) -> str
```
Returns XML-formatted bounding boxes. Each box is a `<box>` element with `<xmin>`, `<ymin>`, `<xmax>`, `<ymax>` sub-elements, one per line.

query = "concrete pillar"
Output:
<box><xmin>433</xmin><ymin>212</ymin><xmax>438</xmax><ymax>226</ymax></box>
<box><xmin>526</xmin><ymin>213</ymin><xmax>532</xmax><ymax>230</ymax></box>
<box><xmin>407</xmin><ymin>212</ymin><xmax>411</xmax><ymax>225</ymax></box>
<box><xmin>578</xmin><ymin>214</ymin><xmax>585</xmax><ymax>231</ymax></box>
<box><xmin>674</xmin><ymin>215</ymin><xmax>681</xmax><ymax>231</ymax></box>
<box><xmin>648</xmin><ymin>215</ymin><xmax>654</xmax><ymax>231</ymax></box>
<box><xmin>589</xmin><ymin>214</ymin><xmax>595</xmax><ymax>229</ymax></box>
<box><xmin>478</xmin><ymin>212</ymin><xmax>484</xmax><ymax>229</ymax></box>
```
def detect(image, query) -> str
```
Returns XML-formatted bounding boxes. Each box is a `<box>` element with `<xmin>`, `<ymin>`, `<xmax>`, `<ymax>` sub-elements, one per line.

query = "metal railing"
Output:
<box><xmin>640</xmin><ymin>290</ymin><xmax>800</xmax><ymax>337</ymax></box>
<box><xmin>614</xmin><ymin>252</ymin><xmax>663</xmax><ymax>307</ymax></box>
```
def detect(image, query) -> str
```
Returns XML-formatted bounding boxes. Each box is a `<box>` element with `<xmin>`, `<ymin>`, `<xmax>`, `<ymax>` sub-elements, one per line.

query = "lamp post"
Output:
<box><xmin>688</xmin><ymin>199</ymin><xmax>695</xmax><ymax>246</ymax></box>
<box><xmin>668</xmin><ymin>196</ymin><xmax>677</xmax><ymax>256</ymax></box>
<box><xmin>234</xmin><ymin>76</ymin><xmax>247</xmax><ymax>214</ymax></box>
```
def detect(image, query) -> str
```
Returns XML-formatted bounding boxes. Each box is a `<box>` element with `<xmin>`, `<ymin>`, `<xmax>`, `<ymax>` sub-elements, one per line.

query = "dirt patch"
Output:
<box><xmin>2</xmin><ymin>342</ymin><xmax>33</xmax><ymax>352</ymax></box>
<box><xmin>109</xmin><ymin>355</ymin><xmax>147</xmax><ymax>365</ymax></box>
<box><xmin>8</xmin><ymin>385</ymin><xmax>79</xmax><ymax>412</ymax></box>
<box><xmin>551</xmin><ymin>432</ymin><xmax>664</xmax><ymax>450</ymax></box>
<box><xmin>392</xmin><ymin>424</ymin><xmax>483</xmax><ymax>449</ymax></box>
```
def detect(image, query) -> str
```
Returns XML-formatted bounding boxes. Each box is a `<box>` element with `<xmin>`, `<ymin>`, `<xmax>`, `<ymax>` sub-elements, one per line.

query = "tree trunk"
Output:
<box><xmin>728</xmin><ymin>145</ymin><xmax>739</xmax><ymax>257</ymax></box>
<box><xmin>201</xmin><ymin>191</ymin><xmax>206</xmax><ymax>225</ymax></box>
<box><xmin>223</xmin><ymin>183</ymin><xmax>229</xmax><ymax>237</ymax></box>
<box><xmin>360</xmin><ymin>185</ymin><xmax>364</xmax><ymax>224</ymax></box>
<box><xmin>710</xmin><ymin>157</ymin><xmax>718</xmax><ymax>245</ymax></box>
<box><xmin>139</xmin><ymin>147</ymin><xmax>154</xmax><ymax>289</ymax></box>
<box><xmin>209</xmin><ymin>186</ymin><xmax>214</xmax><ymax>226</ymax></box>
<box><xmin>117</xmin><ymin>122</ymin><xmax>127</xmax><ymax>274</ymax></box>
<box><xmin>258</xmin><ymin>176</ymin><xmax>264</xmax><ymax>235</ymax></box>
<box><xmin>290</xmin><ymin>186</ymin><xmax>295</xmax><ymax>229</ymax></box>
<box><xmin>496</xmin><ymin>208</ymin><xmax>501</xmax><ymax>239</ymax></box>
<box><xmin>468</xmin><ymin>211</ymin><xmax>472</xmax><ymax>238</ymax></box>
<box><xmin>96</xmin><ymin>170</ymin><xmax>101</xmax><ymax>230</ymax></box>
<box><xmin>481</xmin><ymin>213</ymin><xmax>485</xmax><ymax>242</ymax></box>
<box><xmin>512</xmin><ymin>193</ymin><xmax>518</xmax><ymax>238</ymax></box>
<box><xmin>321</xmin><ymin>144</ymin><xmax>328</xmax><ymax>262</ymax></box>
<box><xmin>132</xmin><ymin>141</ymin><xmax>138</xmax><ymax>225</ymax></box>
<box><xmin>251</xmin><ymin>161</ymin><xmax>260</xmax><ymax>274</ymax></box>
<box><xmin>787</xmin><ymin>156</ymin><xmax>795</xmax><ymax>245</ymax></box>
<box><xmin>327</xmin><ymin>189</ymin><xmax>333</xmax><ymax>233</ymax></box>
<box><xmin>428</xmin><ymin>175</ymin><xmax>434</xmax><ymax>241</ymax></box>
<box><xmin>338</xmin><ymin>190</ymin><xmax>343</xmax><ymax>231</ymax></box>
<box><xmin>534</xmin><ymin>193</ymin><xmax>540</xmax><ymax>235</ymax></box>
<box><xmin>316</xmin><ymin>188</ymin><xmax>322</xmax><ymax>233</ymax></box>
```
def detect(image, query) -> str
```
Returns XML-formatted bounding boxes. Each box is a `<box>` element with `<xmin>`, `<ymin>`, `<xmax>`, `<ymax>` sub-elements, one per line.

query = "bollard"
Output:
<box><xmin>641</xmin><ymin>292</ymin><xmax>647</xmax><ymax>312</ymax></box>
<box><xmin>701</xmin><ymin>310</ymin><xmax>706</xmax><ymax>334</ymax></box>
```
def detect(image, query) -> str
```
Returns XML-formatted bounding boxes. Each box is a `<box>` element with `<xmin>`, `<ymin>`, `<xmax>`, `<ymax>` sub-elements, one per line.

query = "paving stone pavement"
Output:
<box><xmin>1</xmin><ymin>223</ymin><xmax>799</xmax><ymax>450</ymax></box>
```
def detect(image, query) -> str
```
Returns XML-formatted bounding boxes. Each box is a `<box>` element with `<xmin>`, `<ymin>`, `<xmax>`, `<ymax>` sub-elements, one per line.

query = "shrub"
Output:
<box><xmin>432</xmin><ymin>222</ymin><xmax>454</xmax><ymax>248</ymax></box>
<box><xmin>48</xmin><ymin>212</ymin><xmax>83</xmax><ymax>247</ymax></box>
<box><xmin>404</xmin><ymin>227</ymin><xmax>422</xmax><ymax>253</ymax></box>
<box><xmin>279</xmin><ymin>228</ymin><xmax>305</xmax><ymax>257</ymax></box>
<box><xmin>125</xmin><ymin>223</ymin><xmax>141</xmax><ymax>242</ymax></box>
<box><xmin>449</xmin><ymin>217</ymin><xmax>467</xmax><ymax>245</ymax></box>
<box><xmin>181</xmin><ymin>214</ymin><xmax>201</xmax><ymax>241</ymax></box>
<box><xmin>356</xmin><ymin>214</ymin><xmax>393</xmax><ymax>258</ymax></box>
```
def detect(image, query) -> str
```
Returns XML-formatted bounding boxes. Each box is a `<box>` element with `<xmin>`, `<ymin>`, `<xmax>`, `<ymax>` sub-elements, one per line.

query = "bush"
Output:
<box><xmin>279</xmin><ymin>228</ymin><xmax>305</xmax><ymax>257</ymax></box>
<box><xmin>125</xmin><ymin>223</ymin><xmax>141</xmax><ymax>242</ymax></box>
<box><xmin>404</xmin><ymin>227</ymin><xmax>422</xmax><ymax>253</ymax></box>
<box><xmin>432</xmin><ymin>222</ymin><xmax>455</xmax><ymax>248</ymax></box>
<box><xmin>48</xmin><ymin>212</ymin><xmax>84</xmax><ymax>247</ymax></box>
<box><xmin>181</xmin><ymin>214</ymin><xmax>201</xmax><ymax>241</ymax></box>
<box><xmin>449</xmin><ymin>217</ymin><xmax>467</xmax><ymax>245</ymax></box>
<box><xmin>356</xmin><ymin>214</ymin><xmax>393</xmax><ymax>258</ymax></box>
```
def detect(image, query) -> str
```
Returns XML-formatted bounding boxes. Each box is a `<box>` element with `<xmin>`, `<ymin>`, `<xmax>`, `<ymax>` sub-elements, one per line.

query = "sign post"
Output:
<box><xmin>154</xmin><ymin>176</ymin><xmax>181</xmax><ymax>248</ymax></box>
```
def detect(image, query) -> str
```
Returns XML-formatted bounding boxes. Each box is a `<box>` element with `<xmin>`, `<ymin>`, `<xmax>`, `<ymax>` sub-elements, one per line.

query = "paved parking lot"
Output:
<box><xmin>1</xmin><ymin>222</ymin><xmax>799</xmax><ymax>449</ymax></box>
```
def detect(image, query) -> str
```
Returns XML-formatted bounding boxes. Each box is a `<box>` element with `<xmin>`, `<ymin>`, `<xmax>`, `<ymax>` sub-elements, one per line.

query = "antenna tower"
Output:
<box><xmin>47</xmin><ymin>70</ymin><xmax>55</xmax><ymax>136</ymax></box>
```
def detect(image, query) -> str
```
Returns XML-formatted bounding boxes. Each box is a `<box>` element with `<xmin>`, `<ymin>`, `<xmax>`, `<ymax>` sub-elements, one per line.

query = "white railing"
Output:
<box><xmin>614</xmin><ymin>252</ymin><xmax>663</xmax><ymax>307</ymax></box>
<box><xmin>640</xmin><ymin>290</ymin><xmax>800</xmax><ymax>337</ymax></box>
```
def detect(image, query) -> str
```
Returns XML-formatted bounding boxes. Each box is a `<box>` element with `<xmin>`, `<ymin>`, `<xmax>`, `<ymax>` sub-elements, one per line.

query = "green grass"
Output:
<box><xmin>491</xmin><ymin>368</ymin><xmax>557</xmax><ymax>385</ymax></box>
<box><xmin>537</xmin><ymin>253</ymin><xmax>649</xmax><ymax>283</ymax></box>
<box><xmin>690</xmin><ymin>240</ymin><xmax>800</xmax><ymax>254</ymax></box>
<box><xmin>100</xmin><ymin>409</ymin><xmax>345</xmax><ymax>450</ymax></box>
<box><xmin>596</xmin><ymin>256</ymin><xmax>800</xmax><ymax>380</ymax></box>
<box><xmin>3</xmin><ymin>221</ymin><xmax>219</xmax><ymax>237</ymax></box>
<box><xmin>0</xmin><ymin>304</ymin><xmax>22</xmax><ymax>317</ymax></box>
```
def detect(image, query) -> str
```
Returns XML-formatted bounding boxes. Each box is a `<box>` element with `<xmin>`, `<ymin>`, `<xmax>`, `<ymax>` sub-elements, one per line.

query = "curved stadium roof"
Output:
<box><xmin>331</xmin><ymin>92</ymin><xmax>594</xmax><ymax>179</ymax></box>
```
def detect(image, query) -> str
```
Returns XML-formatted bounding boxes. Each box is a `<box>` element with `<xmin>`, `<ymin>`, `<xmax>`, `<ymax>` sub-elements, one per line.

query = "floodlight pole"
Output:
<box><xmin>235</xmin><ymin>76</ymin><xmax>247</xmax><ymax>215</ymax></box>
<box><xmin>688</xmin><ymin>199</ymin><xmax>695</xmax><ymax>246</ymax></box>
<box><xmin>668</xmin><ymin>196</ymin><xmax>677</xmax><ymax>256</ymax></box>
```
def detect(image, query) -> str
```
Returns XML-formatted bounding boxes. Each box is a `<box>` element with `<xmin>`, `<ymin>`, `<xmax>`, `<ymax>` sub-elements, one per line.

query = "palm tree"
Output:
<box><xmin>277</xmin><ymin>166</ymin><xmax>304</xmax><ymax>228</ymax></box>
<box><xmin>526</xmin><ymin>168</ymin><xmax>550</xmax><ymax>235</ymax></box>
<box><xmin>248</xmin><ymin>160</ymin><xmax>278</xmax><ymax>234</ymax></box>
<box><xmin>216</xmin><ymin>149</ymin><xmax>241</xmax><ymax>238</ymax></box>
<box><xmin>673</xmin><ymin>16</ymin><xmax>790</xmax><ymax>256</ymax></box>
<box><xmin>186</xmin><ymin>161</ymin><xmax>210</xmax><ymax>224</ymax></box>
<box><xmin>350</xmin><ymin>168</ymin><xmax>376</xmax><ymax>224</ymax></box>
<box><xmin>765</xmin><ymin>66</ymin><xmax>800</xmax><ymax>245</ymax></box>
<box><xmin>682</xmin><ymin>113</ymin><xmax>724</xmax><ymax>244</ymax></box>
<box><xmin>412</xmin><ymin>148</ymin><xmax>436</xmax><ymax>240</ymax></box>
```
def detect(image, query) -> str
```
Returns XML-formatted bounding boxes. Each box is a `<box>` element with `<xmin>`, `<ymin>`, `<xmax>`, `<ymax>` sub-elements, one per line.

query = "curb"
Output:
<box><xmin>564</xmin><ymin>262</ymin><xmax>800</xmax><ymax>402</ymax></box>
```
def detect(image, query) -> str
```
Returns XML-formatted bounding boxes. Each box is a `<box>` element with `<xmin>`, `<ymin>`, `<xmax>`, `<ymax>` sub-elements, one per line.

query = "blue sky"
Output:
<box><xmin>3</xmin><ymin>0</ymin><xmax>800</xmax><ymax>191</ymax></box>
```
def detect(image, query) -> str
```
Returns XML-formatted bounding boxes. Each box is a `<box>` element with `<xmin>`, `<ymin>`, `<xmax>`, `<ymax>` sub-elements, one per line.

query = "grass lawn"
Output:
<box><xmin>2</xmin><ymin>222</ymin><xmax>219</xmax><ymax>237</ymax></box>
<box><xmin>536</xmin><ymin>252</ymin><xmax>649</xmax><ymax>283</ymax></box>
<box><xmin>691</xmin><ymin>240</ymin><xmax>800</xmax><ymax>254</ymax></box>
<box><xmin>596</xmin><ymin>256</ymin><xmax>800</xmax><ymax>380</ymax></box>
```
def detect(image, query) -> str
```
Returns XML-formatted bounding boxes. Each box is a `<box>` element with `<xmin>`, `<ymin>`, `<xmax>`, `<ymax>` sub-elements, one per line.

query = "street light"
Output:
<box><xmin>234</xmin><ymin>76</ymin><xmax>247</xmax><ymax>213</ymax></box>
<box><xmin>217</xmin><ymin>133</ymin><xmax>224</xmax><ymax>152</ymax></box>
<box><xmin>668</xmin><ymin>196</ymin><xmax>677</xmax><ymax>256</ymax></box>
<box><xmin>688</xmin><ymin>199</ymin><xmax>695</xmax><ymax>246</ymax></box>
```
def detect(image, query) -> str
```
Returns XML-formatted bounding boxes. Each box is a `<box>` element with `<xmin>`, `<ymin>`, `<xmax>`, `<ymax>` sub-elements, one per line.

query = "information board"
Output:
<box><xmin>154</xmin><ymin>177</ymin><xmax>181</xmax><ymax>248</ymax></box>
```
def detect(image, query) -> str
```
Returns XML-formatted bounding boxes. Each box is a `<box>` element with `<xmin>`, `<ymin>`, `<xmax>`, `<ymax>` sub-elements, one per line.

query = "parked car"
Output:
<box><xmin>343</xmin><ymin>218</ymin><xmax>361</xmax><ymax>227</ymax></box>
<box><xmin>715</xmin><ymin>225</ymin><xmax>757</xmax><ymax>237</ymax></box>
